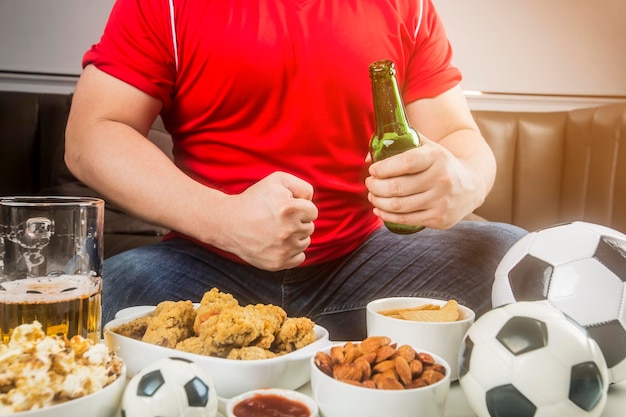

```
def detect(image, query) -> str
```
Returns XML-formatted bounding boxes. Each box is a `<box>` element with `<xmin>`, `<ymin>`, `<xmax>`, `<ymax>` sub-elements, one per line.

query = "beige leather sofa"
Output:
<box><xmin>472</xmin><ymin>102</ymin><xmax>626</xmax><ymax>234</ymax></box>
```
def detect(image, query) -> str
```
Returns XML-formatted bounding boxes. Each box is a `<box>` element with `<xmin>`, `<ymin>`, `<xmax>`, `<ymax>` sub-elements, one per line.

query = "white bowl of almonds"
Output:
<box><xmin>0</xmin><ymin>321</ymin><xmax>126</xmax><ymax>417</ymax></box>
<box><xmin>310</xmin><ymin>337</ymin><xmax>451</xmax><ymax>417</ymax></box>
<box><xmin>366</xmin><ymin>297</ymin><xmax>475</xmax><ymax>380</ymax></box>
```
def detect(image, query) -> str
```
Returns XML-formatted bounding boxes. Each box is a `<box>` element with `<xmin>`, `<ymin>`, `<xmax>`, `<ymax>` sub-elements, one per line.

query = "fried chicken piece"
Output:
<box><xmin>112</xmin><ymin>315</ymin><xmax>150</xmax><ymax>340</ymax></box>
<box><xmin>197</xmin><ymin>303</ymin><xmax>287</xmax><ymax>350</ymax></box>
<box><xmin>249</xmin><ymin>304</ymin><xmax>288</xmax><ymax>348</ymax></box>
<box><xmin>175</xmin><ymin>332</ymin><xmax>232</xmax><ymax>358</ymax></box>
<box><xmin>175</xmin><ymin>336</ymin><xmax>213</xmax><ymax>356</ymax></box>
<box><xmin>227</xmin><ymin>346</ymin><xmax>277</xmax><ymax>360</ymax></box>
<box><xmin>142</xmin><ymin>300</ymin><xmax>196</xmax><ymax>348</ymax></box>
<box><xmin>193</xmin><ymin>287</ymin><xmax>240</xmax><ymax>334</ymax></box>
<box><xmin>273</xmin><ymin>317</ymin><xmax>317</xmax><ymax>353</ymax></box>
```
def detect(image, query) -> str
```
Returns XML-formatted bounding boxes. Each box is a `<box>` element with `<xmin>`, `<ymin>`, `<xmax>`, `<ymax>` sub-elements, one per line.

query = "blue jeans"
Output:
<box><xmin>103</xmin><ymin>221</ymin><xmax>527</xmax><ymax>340</ymax></box>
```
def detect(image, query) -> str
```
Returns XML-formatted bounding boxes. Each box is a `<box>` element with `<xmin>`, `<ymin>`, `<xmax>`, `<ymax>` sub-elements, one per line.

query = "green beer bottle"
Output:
<box><xmin>368</xmin><ymin>59</ymin><xmax>424</xmax><ymax>234</ymax></box>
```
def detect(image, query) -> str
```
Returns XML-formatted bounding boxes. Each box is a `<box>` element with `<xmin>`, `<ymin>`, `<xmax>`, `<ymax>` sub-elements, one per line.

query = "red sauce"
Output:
<box><xmin>232</xmin><ymin>393</ymin><xmax>311</xmax><ymax>417</ymax></box>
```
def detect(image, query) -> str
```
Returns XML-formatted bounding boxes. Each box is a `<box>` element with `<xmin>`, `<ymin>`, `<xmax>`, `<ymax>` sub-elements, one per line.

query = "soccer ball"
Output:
<box><xmin>459</xmin><ymin>301</ymin><xmax>609</xmax><ymax>417</ymax></box>
<box><xmin>121</xmin><ymin>357</ymin><xmax>219</xmax><ymax>417</ymax></box>
<box><xmin>491</xmin><ymin>221</ymin><xmax>626</xmax><ymax>383</ymax></box>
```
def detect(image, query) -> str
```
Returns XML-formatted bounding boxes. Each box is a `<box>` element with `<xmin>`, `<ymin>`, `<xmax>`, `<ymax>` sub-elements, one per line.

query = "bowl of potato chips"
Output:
<box><xmin>366</xmin><ymin>297</ymin><xmax>475</xmax><ymax>381</ymax></box>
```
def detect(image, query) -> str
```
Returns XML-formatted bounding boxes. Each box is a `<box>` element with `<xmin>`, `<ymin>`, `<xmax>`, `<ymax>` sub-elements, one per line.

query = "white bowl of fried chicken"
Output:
<box><xmin>104</xmin><ymin>288</ymin><xmax>330</xmax><ymax>399</ymax></box>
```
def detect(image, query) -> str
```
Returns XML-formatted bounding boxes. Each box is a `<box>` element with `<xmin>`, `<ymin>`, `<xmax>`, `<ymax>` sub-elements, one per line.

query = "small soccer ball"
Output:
<box><xmin>121</xmin><ymin>357</ymin><xmax>218</xmax><ymax>417</ymax></box>
<box><xmin>491</xmin><ymin>221</ymin><xmax>626</xmax><ymax>383</ymax></box>
<box><xmin>459</xmin><ymin>301</ymin><xmax>609</xmax><ymax>417</ymax></box>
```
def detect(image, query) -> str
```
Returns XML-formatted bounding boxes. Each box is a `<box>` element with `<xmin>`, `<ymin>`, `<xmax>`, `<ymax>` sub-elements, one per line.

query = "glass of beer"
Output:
<box><xmin>0</xmin><ymin>196</ymin><xmax>104</xmax><ymax>344</ymax></box>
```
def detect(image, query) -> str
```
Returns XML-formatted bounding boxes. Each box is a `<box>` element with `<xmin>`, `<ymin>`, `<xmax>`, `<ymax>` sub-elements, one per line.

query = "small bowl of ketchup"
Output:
<box><xmin>225</xmin><ymin>388</ymin><xmax>319</xmax><ymax>417</ymax></box>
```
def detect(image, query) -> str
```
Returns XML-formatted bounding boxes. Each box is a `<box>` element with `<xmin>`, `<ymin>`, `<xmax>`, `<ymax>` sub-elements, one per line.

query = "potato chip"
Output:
<box><xmin>379</xmin><ymin>300</ymin><xmax>460</xmax><ymax>322</ymax></box>
<box><xmin>377</xmin><ymin>303</ymin><xmax>435</xmax><ymax>318</ymax></box>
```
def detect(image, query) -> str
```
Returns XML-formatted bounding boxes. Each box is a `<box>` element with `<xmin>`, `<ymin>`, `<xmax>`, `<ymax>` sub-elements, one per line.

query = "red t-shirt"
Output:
<box><xmin>84</xmin><ymin>0</ymin><xmax>462</xmax><ymax>266</ymax></box>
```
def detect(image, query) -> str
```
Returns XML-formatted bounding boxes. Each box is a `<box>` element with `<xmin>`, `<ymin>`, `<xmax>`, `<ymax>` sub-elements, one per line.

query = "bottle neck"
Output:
<box><xmin>370</xmin><ymin>67</ymin><xmax>411</xmax><ymax>136</ymax></box>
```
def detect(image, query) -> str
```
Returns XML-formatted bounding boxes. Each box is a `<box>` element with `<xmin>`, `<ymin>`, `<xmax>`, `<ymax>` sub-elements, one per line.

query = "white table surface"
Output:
<box><xmin>295</xmin><ymin>379</ymin><xmax>626</xmax><ymax>417</ymax></box>
<box><xmin>118</xmin><ymin>363</ymin><xmax>626</xmax><ymax>417</ymax></box>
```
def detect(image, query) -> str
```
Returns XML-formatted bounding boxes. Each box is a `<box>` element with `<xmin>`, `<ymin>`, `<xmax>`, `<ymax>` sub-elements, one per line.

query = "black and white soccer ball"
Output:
<box><xmin>459</xmin><ymin>301</ymin><xmax>609</xmax><ymax>417</ymax></box>
<box><xmin>492</xmin><ymin>221</ymin><xmax>626</xmax><ymax>383</ymax></box>
<box><xmin>121</xmin><ymin>357</ymin><xmax>218</xmax><ymax>417</ymax></box>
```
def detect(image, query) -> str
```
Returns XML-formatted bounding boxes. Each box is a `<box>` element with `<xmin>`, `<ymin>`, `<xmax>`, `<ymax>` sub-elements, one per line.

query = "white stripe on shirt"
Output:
<box><xmin>169</xmin><ymin>0</ymin><xmax>179</xmax><ymax>72</ymax></box>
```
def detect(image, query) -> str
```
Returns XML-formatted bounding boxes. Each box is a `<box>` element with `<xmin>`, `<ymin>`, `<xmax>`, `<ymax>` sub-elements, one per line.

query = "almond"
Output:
<box><xmin>354</xmin><ymin>358</ymin><xmax>372</xmax><ymax>380</ymax></box>
<box><xmin>395</xmin><ymin>356</ymin><xmax>413</xmax><ymax>385</ymax></box>
<box><xmin>424</xmin><ymin>363</ymin><xmax>447</xmax><ymax>375</ymax></box>
<box><xmin>379</xmin><ymin>368</ymin><xmax>399</xmax><ymax>382</ymax></box>
<box><xmin>371</xmin><ymin>372</ymin><xmax>385</xmax><ymax>385</ymax></box>
<box><xmin>405</xmin><ymin>378</ymin><xmax>429</xmax><ymax>389</ymax></box>
<box><xmin>359</xmin><ymin>336</ymin><xmax>391</xmax><ymax>354</ymax></box>
<box><xmin>330</xmin><ymin>345</ymin><xmax>346</xmax><ymax>365</ymax></box>
<box><xmin>362</xmin><ymin>379</ymin><xmax>377</xmax><ymax>389</ymax></box>
<box><xmin>395</xmin><ymin>344</ymin><xmax>417</xmax><ymax>362</ymax></box>
<box><xmin>314</xmin><ymin>351</ymin><xmax>333</xmax><ymax>377</ymax></box>
<box><xmin>409</xmin><ymin>358</ymin><xmax>424</xmax><ymax>377</ymax></box>
<box><xmin>358</xmin><ymin>352</ymin><xmax>377</xmax><ymax>365</ymax></box>
<box><xmin>422</xmin><ymin>369</ymin><xmax>445</xmax><ymax>385</ymax></box>
<box><xmin>343</xmin><ymin>342</ymin><xmax>362</xmax><ymax>364</ymax></box>
<box><xmin>372</xmin><ymin>359</ymin><xmax>396</xmax><ymax>374</ymax></box>
<box><xmin>375</xmin><ymin>344</ymin><xmax>396</xmax><ymax>362</ymax></box>
<box><xmin>333</xmin><ymin>363</ymin><xmax>362</xmax><ymax>381</ymax></box>
<box><xmin>417</xmin><ymin>352</ymin><xmax>435</xmax><ymax>366</ymax></box>
<box><xmin>376</xmin><ymin>377</ymin><xmax>404</xmax><ymax>390</ymax></box>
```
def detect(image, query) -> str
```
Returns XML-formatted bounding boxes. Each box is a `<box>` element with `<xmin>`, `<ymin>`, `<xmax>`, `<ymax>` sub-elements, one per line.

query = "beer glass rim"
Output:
<box><xmin>0</xmin><ymin>196</ymin><xmax>104</xmax><ymax>207</ymax></box>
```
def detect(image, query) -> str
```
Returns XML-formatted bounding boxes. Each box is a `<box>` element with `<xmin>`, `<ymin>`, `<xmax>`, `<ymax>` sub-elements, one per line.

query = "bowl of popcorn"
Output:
<box><xmin>104</xmin><ymin>288</ymin><xmax>330</xmax><ymax>399</ymax></box>
<box><xmin>310</xmin><ymin>337</ymin><xmax>451</xmax><ymax>417</ymax></box>
<box><xmin>0</xmin><ymin>321</ymin><xmax>126</xmax><ymax>417</ymax></box>
<box><xmin>366</xmin><ymin>297</ymin><xmax>475</xmax><ymax>380</ymax></box>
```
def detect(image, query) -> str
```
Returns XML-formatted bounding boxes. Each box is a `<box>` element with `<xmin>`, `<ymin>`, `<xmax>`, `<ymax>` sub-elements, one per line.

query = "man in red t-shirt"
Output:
<box><xmin>66</xmin><ymin>0</ymin><xmax>526</xmax><ymax>339</ymax></box>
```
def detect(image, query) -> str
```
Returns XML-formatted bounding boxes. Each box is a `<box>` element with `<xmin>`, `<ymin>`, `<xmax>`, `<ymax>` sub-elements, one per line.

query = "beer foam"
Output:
<box><xmin>0</xmin><ymin>275</ymin><xmax>100</xmax><ymax>304</ymax></box>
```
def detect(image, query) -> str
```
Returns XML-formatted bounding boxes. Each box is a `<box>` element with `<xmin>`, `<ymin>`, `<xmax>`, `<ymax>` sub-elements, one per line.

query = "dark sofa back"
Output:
<box><xmin>0</xmin><ymin>91</ymin><xmax>170</xmax><ymax>258</ymax></box>
<box><xmin>0</xmin><ymin>91</ymin><xmax>73</xmax><ymax>195</ymax></box>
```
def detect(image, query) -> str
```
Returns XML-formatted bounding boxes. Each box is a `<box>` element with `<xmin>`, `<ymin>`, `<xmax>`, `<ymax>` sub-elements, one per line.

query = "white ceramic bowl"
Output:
<box><xmin>104</xmin><ymin>306</ymin><xmax>331</xmax><ymax>399</ymax></box>
<box><xmin>10</xmin><ymin>365</ymin><xmax>126</xmax><ymax>417</ymax></box>
<box><xmin>310</xmin><ymin>344</ymin><xmax>451</xmax><ymax>417</ymax></box>
<box><xmin>225</xmin><ymin>388</ymin><xmax>319</xmax><ymax>417</ymax></box>
<box><xmin>366</xmin><ymin>297</ymin><xmax>475</xmax><ymax>381</ymax></box>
